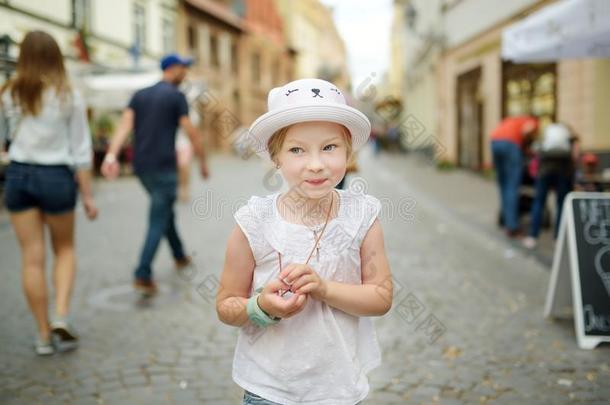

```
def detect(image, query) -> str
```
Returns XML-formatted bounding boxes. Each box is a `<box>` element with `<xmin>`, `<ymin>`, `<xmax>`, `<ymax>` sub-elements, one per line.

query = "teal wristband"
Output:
<box><xmin>247</xmin><ymin>293</ymin><xmax>280</xmax><ymax>327</ymax></box>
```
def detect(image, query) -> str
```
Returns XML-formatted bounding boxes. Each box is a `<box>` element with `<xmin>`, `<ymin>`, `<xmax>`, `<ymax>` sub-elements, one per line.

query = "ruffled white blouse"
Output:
<box><xmin>232</xmin><ymin>189</ymin><xmax>382</xmax><ymax>405</ymax></box>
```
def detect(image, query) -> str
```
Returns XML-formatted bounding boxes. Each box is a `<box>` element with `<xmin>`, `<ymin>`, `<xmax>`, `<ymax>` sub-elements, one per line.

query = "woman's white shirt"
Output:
<box><xmin>0</xmin><ymin>87</ymin><xmax>92</xmax><ymax>169</ymax></box>
<box><xmin>233</xmin><ymin>189</ymin><xmax>383</xmax><ymax>405</ymax></box>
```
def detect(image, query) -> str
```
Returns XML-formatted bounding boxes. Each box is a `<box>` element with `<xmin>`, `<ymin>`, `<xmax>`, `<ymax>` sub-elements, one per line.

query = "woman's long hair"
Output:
<box><xmin>2</xmin><ymin>30</ymin><xmax>70</xmax><ymax>116</ymax></box>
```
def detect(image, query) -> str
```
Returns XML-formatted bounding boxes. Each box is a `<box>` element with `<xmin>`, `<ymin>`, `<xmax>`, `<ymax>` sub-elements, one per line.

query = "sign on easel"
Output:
<box><xmin>545</xmin><ymin>192</ymin><xmax>610</xmax><ymax>349</ymax></box>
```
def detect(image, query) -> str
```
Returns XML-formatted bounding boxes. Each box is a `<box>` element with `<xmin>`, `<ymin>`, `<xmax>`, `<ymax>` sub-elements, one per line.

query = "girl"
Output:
<box><xmin>216</xmin><ymin>78</ymin><xmax>392</xmax><ymax>405</ymax></box>
<box><xmin>0</xmin><ymin>31</ymin><xmax>97</xmax><ymax>355</ymax></box>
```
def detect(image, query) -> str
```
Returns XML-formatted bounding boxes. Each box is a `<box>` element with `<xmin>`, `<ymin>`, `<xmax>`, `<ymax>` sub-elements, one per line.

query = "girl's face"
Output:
<box><xmin>276</xmin><ymin>121</ymin><xmax>349</xmax><ymax>199</ymax></box>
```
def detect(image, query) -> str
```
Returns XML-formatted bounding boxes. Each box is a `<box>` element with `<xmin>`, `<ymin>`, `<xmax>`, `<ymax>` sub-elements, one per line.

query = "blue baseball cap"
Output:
<box><xmin>160</xmin><ymin>53</ymin><xmax>193</xmax><ymax>70</ymax></box>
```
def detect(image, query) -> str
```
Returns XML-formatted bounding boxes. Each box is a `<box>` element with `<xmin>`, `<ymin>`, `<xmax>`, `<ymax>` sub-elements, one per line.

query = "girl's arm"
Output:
<box><xmin>321</xmin><ymin>219</ymin><xmax>392</xmax><ymax>316</ymax></box>
<box><xmin>69</xmin><ymin>90</ymin><xmax>97</xmax><ymax>220</ymax></box>
<box><xmin>216</xmin><ymin>225</ymin><xmax>255</xmax><ymax>327</ymax></box>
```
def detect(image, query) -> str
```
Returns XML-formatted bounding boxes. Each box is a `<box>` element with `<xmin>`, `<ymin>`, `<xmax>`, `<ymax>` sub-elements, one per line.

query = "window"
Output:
<box><xmin>133</xmin><ymin>3</ymin><xmax>146</xmax><ymax>51</ymax></box>
<box><xmin>73</xmin><ymin>0</ymin><xmax>91</xmax><ymax>30</ymax></box>
<box><xmin>210</xmin><ymin>34</ymin><xmax>219</xmax><ymax>68</ymax></box>
<box><xmin>162</xmin><ymin>17</ymin><xmax>174</xmax><ymax>54</ymax></box>
<box><xmin>251</xmin><ymin>52</ymin><xmax>261</xmax><ymax>84</ymax></box>
<box><xmin>502</xmin><ymin>62</ymin><xmax>557</xmax><ymax>131</ymax></box>
<box><xmin>188</xmin><ymin>24</ymin><xmax>197</xmax><ymax>53</ymax></box>
<box><xmin>231</xmin><ymin>42</ymin><xmax>238</xmax><ymax>74</ymax></box>
<box><xmin>272</xmin><ymin>58</ymin><xmax>280</xmax><ymax>85</ymax></box>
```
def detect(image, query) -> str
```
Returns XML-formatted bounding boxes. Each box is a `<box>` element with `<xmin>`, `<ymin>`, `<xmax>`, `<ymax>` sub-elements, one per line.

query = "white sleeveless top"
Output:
<box><xmin>232</xmin><ymin>189</ymin><xmax>382</xmax><ymax>405</ymax></box>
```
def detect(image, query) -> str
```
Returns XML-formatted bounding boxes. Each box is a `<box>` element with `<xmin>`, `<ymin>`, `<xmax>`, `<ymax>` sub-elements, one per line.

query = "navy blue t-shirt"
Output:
<box><xmin>128</xmin><ymin>81</ymin><xmax>188</xmax><ymax>174</ymax></box>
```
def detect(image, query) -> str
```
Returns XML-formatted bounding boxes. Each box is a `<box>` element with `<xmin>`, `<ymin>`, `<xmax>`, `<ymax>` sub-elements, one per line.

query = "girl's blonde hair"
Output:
<box><xmin>267</xmin><ymin>123</ymin><xmax>354</xmax><ymax>166</ymax></box>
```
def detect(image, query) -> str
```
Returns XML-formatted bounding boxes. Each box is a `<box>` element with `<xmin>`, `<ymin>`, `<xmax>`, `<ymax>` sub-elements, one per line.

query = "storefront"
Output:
<box><xmin>438</xmin><ymin>0</ymin><xmax>610</xmax><ymax>172</ymax></box>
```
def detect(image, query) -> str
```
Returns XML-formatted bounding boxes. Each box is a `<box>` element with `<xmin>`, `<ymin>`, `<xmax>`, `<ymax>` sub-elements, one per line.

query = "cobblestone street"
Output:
<box><xmin>1</xmin><ymin>148</ymin><xmax>608</xmax><ymax>404</ymax></box>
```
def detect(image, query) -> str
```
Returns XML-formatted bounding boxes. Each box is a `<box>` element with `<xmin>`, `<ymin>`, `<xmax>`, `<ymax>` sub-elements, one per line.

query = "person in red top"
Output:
<box><xmin>490</xmin><ymin>116</ymin><xmax>538</xmax><ymax>237</ymax></box>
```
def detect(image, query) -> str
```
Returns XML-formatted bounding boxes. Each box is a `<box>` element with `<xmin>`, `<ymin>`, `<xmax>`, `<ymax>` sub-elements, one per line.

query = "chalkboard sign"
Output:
<box><xmin>545</xmin><ymin>192</ymin><xmax>610</xmax><ymax>349</ymax></box>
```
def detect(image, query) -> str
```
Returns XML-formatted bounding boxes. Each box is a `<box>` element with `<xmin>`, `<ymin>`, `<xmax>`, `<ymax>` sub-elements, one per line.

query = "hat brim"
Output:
<box><xmin>248</xmin><ymin>104</ymin><xmax>371</xmax><ymax>160</ymax></box>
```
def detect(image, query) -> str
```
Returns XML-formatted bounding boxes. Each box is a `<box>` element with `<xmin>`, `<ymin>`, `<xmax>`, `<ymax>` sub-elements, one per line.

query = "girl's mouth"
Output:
<box><xmin>305</xmin><ymin>179</ymin><xmax>327</xmax><ymax>186</ymax></box>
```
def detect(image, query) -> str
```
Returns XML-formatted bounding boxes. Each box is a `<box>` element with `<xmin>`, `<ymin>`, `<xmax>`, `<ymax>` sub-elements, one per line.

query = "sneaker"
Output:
<box><xmin>522</xmin><ymin>236</ymin><xmax>538</xmax><ymax>249</ymax></box>
<box><xmin>134</xmin><ymin>278</ymin><xmax>158</xmax><ymax>296</ymax></box>
<box><xmin>506</xmin><ymin>229</ymin><xmax>523</xmax><ymax>239</ymax></box>
<box><xmin>175</xmin><ymin>256</ymin><xmax>193</xmax><ymax>271</ymax></box>
<box><xmin>34</xmin><ymin>338</ymin><xmax>54</xmax><ymax>356</ymax></box>
<box><xmin>50</xmin><ymin>318</ymin><xmax>79</xmax><ymax>352</ymax></box>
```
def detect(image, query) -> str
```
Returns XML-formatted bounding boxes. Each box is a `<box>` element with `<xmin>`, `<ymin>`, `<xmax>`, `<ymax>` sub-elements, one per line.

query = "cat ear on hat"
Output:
<box><xmin>267</xmin><ymin>87</ymin><xmax>283</xmax><ymax>108</ymax></box>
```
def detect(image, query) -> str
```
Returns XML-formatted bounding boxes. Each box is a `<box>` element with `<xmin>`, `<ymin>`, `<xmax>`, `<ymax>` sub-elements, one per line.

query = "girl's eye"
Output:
<box><xmin>323</xmin><ymin>144</ymin><xmax>337</xmax><ymax>151</ymax></box>
<box><xmin>289</xmin><ymin>147</ymin><xmax>303</xmax><ymax>154</ymax></box>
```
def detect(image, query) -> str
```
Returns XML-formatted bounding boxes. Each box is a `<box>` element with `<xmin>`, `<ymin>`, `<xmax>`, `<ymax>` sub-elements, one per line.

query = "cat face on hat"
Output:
<box><xmin>248</xmin><ymin>78</ymin><xmax>371</xmax><ymax>161</ymax></box>
<box><xmin>268</xmin><ymin>82</ymin><xmax>345</xmax><ymax>108</ymax></box>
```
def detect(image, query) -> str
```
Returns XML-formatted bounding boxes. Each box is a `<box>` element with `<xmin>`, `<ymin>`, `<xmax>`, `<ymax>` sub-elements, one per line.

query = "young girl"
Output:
<box><xmin>216</xmin><ymin>78</ymin><xmax>392</xmax><ymax>405</ymax></box>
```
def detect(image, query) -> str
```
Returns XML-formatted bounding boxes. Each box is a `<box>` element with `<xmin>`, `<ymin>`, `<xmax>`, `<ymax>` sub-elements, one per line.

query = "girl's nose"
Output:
<box><xmin>306</xmin><ymin>154</ymin><xmax>324</xmax><ymax>172</ymax></box>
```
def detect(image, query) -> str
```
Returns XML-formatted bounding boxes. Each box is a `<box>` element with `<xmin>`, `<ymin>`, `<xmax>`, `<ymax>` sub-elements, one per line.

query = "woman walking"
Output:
<box><xmin>0</xmin><ymin>31</ymin><xmax>97</xmax><ymax>355</ymax></box>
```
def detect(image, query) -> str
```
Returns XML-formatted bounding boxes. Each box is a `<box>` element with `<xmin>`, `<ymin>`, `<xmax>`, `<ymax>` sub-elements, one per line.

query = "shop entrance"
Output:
<box><xmin>457</xmin><ymin>67</ymin><xmax>483</xmax><ymax>170</ymax></box>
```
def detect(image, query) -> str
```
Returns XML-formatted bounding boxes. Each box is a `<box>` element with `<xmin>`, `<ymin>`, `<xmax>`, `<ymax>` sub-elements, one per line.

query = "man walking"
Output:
<box><xmin>101</xmin><ymin>53</ymin><xmax>209</xmax><ymax>295</ymax></box>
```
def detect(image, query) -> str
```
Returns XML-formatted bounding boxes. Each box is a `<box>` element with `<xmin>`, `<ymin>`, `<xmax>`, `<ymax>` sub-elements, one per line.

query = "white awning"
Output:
<box><xmin>502</xmin><ymin>0</ymin><xmax>610</xmax><ymax>63</ymax></box>
<box><xmin>80</xmin><ymin>71</ymin><xmax>160</xmax><ymax>110</ymax></box>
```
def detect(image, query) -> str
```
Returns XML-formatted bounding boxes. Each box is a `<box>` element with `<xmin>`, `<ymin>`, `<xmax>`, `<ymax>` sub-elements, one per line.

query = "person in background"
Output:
<box><xmin>490</xmin><ymin>115</ymin><xmax>538</xmax><ymax>238</ymax></box>
<box><xmin>523</xmin><ymin>123</ymin><xmax>577</xmax><ymax>249</ymax></box>
<box><xmin>101</xmin><ymin>53</ymin><xmax>209</xmax><ymax>296</ymax></box>
<box><xmin>575</xmin><ymin>153</ymin><xmax>603</xmax><ymax>192</ymax></box>
<box><xmin>0</xmin><ymin>31</ymin><xmax>98</xmax><ymax>355</ymax></box>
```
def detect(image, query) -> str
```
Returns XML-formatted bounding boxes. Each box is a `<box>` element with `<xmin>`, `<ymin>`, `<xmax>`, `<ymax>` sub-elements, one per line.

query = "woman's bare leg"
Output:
<box><xmin>11</xmin><ymin>209</ymin><xmax>48</xmax><ymax>340</ymax></box>
<box><xmin>45</xmin><ymin>211</ymin><xmax>76</xmax><ymax>318</ymax></box>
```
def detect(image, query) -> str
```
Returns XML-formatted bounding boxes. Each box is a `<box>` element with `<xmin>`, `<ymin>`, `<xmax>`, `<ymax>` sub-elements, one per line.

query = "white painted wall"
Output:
<box><xmin>1</xmin><ymin>0</ymin><xmax>177</xmax><ymax>65</ymax></box>
<box><xmin>444</xmin><ymin>0</ymin><xmax>539</xmax><ymax>48</ymax></box>
<box><xmin>9</xmin><ymin>0</ymin><xmax>71</xmax><ymax>26</ymax></box>
<box><xmin>0</xmin><ymin>7</ymin><xmax>72</xmax><ymax>57</ymax></box>
<box><xmin>91</xmin><ymin>0</ymin><xmax>132</xmax><ymax>46</ymax></box>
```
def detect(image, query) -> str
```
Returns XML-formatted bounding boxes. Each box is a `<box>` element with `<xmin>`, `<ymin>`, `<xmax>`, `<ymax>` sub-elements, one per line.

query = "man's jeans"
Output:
<box><xmin>492</xmin><ymin>140</ymin><xmax>523</xmax><ymax>232</ymax></box>
<box><xmin>135</xmin><ymin>171</ymin><xmax>186</xmax><ymax>281</ymax></box>
<box><xmin>529</xmin><ymin>172</ymin><xmax>573</xmax><ymax>239</ymax></box>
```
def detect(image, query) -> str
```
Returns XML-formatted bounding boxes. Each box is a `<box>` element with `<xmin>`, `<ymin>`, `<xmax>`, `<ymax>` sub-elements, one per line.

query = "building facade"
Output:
<box><xmin>388</xmin><ymin>0</ymin><xmax>445</xmax><ymax>155</ymax></box>
<box><xmin>437</xmin><ymin>0</ymin><xmax>610</xmax><ymax>170</ymax></box>
<box><xmin>177</xmin><ymin>0</ymin><xmax>295</xmax><ymax>151</ymax></box>
<box><xmin>275</xmin><ymin>0</ymin><xmax>349</xmax><ymax>90</ymax></box>
<box><xmin>391</xmin><ymin>0</ymin><xmax>610</xmax><ymax>169</ymax></box>
<box><xmin>0</xmin><ymin>0</ymin><xmax>178</xmax><ymax>76</ymax></box>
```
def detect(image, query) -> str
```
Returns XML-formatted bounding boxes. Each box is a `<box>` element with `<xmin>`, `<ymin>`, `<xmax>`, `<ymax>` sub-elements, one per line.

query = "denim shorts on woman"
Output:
<box><xmin>243</xmin><ymin>391</ymin><xmax>283</xmax><ymax>405</ymax></box>
<box><xmin>4</xmin><ymin>161</ymin><xmax>77</xmax><ymax>214</ymax></box>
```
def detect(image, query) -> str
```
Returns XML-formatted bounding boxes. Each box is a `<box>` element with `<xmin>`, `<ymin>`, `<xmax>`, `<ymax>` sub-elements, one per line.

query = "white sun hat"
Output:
<box><xmin>247</xmin><ymin>78</ymin><xmax>371</xmax><ymax>160</ymax></box>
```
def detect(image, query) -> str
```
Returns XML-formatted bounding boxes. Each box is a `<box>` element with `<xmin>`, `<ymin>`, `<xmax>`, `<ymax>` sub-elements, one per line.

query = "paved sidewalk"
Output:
<box><xmin>0</xmin><ymin>151</ymin><xmax>608</xmax><ymax>404</ymax></box>
<box><xmin>369</xmin><ymin>150</ymin><xmax>556</xmax><ymax>267</ymax></box>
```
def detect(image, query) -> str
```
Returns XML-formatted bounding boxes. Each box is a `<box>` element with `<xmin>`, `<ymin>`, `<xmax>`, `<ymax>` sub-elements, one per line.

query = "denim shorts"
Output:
<box><xmin>243</xmin><ymin>391</ymin><xmax>283</xmax><ymax>405</ymax></box>
<box><xmin>243</xmin><ymin>390</ymin><xmax>361</xmax><ymax>404</ymax></box>
<box><xmin>4</xmin><ymin>161</ymin><xmax>77</xmax><ymax>214</ymax></box>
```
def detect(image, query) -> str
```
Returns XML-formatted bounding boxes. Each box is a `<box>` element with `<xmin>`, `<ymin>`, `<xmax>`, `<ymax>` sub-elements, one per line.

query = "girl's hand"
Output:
<box><xmin>258</xmin><ymin>278</ymin><xmax>308</xmax><ymax>319</ymax></box>
<box><xmin>280</xmin><ymin>264</ymin><xmax>327</xmax><ymax>301</ymax></box>
<box><xmin>83</xmin><ymin>196</ymin><xmax>98</xmax><ymax>220</ymax></box>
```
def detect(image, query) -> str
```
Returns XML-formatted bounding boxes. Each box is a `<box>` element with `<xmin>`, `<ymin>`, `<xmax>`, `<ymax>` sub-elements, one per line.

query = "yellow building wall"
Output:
<box><xmin>554</xmin><ymin>59</ymin><xmax>610</xmax><ymax>153</ymax></box>
<box><xmin>593</xmin><ymin>60</ymin><xmax>610</xmax><ymax>151</ymax></box>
